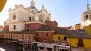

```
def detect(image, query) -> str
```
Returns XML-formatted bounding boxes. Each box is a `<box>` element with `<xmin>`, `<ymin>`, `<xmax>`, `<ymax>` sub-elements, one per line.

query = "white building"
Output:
<box><xmin>4</xmin><ymin>0</ymin><xmax>51</xmax><ymax>31</ymax></box>
<box><xmin>81</xmin><ymin>3</ymin><xmax>91</xmax><ymax>29</ymax></box>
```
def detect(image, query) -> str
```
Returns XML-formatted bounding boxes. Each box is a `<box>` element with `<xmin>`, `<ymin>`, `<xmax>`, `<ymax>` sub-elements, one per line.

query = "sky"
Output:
<box><xmin>0</xmin><ymin>0</ymin><xmax>91</xmax><ymax>27</ymax></box>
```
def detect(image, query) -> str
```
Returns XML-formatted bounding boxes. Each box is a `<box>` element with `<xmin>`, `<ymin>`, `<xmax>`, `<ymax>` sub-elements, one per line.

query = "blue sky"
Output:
<box><xmin>0</xmin><ymin>0</ymin><xmax>91</xmax><ymax>26</ymax></box>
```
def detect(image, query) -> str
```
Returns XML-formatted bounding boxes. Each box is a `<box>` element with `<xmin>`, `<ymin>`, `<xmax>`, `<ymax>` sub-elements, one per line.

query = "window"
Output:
<box><xmin>58</xmin><ymin>36</ymin><xmax>60</xmax><ymax>39</ymax></box>
<box><xmin>86</xmin><ymin>15</ymin><xmax>88</xmax><ymax>20</ymax></box>
<box><xmin>64</xmin><ymin>37</ymin><xmax>67</xmax><ymax>40</ymax></box>
<box><xmin>29</xmin><ymin>17</ymin><xmax>31</xmax><ymax>21</ymax></box>
<box><xmin>29</xmin><ymin>36</ymin><xmax>30</xmax><ymax>39</ymax></box>
<box><xmin>11</xmin><ymin>35</ymin><xmax>12</xmax><ymax>39</ymax></box>
<box><xmin>46</xmin><ymin>33</ymin><xmax>48</xmax><ymax>36</ymax></box>
<box><xmin>13</xmin><ymin>25</ymin><xmax>16</xmax><ymax>30</ymax></box>
<box><xmin>37</xmin><ymin>33</ymin><xmax>38</xmax><ymax>36</ymax></box>
<box><xmin>22</xmin><ymin>35</ymin><xmax>24</xmax><ymax>39</ymax></box>
<box><xmin>12</xmin><ymin>14</ymin><xmax>16</xmax><ymax>20</ymax></box>
<box><xmin>14</xmin><ymin>15</ymin><xmax>16</xmax><ymax>19</ymax></box>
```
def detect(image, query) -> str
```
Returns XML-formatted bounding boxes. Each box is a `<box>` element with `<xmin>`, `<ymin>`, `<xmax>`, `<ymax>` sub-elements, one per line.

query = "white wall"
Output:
<box><xmin>9</xmin><ymin>23</ymin><xmax>24</xmax><ymax>31</ymax></box>
<box><xmin>81</xmin><ymin>20</ymin><xmax>91</xmax><ymax>29</ymax></box>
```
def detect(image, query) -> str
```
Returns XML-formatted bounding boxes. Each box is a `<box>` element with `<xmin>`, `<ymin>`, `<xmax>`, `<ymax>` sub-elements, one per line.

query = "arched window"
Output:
<box><xmin>86</xmin><ymin>15</ymin><xmax>88</xmax><ymax>20</ymax></box>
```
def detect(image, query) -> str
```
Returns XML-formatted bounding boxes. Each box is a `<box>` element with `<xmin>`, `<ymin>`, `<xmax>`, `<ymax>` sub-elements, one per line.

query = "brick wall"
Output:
<box><xmin>46</xmin><ymin>20</ymin><xmax>58</xmax><ymax>30</ymax></box>
<box><xmin>35</xmin><ymin>32</ymin><xmax>53</xmax><ymax>43</ymax></box>
<box><xmin>25</xmin><ymin>23</ymin><xmax>43</xmax><ymax>30</ymax></box>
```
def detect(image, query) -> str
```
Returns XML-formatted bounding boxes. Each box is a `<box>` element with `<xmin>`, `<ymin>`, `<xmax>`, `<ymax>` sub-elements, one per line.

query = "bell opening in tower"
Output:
<box><xmin>86</xmin><ymin>15</ymin><xmax>88</xmax><ymax>20</ymax></box>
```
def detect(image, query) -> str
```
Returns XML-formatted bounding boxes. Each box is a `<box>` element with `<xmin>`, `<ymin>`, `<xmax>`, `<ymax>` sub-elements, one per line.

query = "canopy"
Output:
<box><xmin>32</xmin><ymin>42</ymin><xmax>38</xmax><ymax>43</ymax></box>
<box><xmin>45</xmin><ymin>44</ymin><xmax>54</xmax><ymax>48</ymax></box>
<box><xmin>37</xmin><ymin>43</ymin><xmax>44</xmax><ymax>47</ymax></box>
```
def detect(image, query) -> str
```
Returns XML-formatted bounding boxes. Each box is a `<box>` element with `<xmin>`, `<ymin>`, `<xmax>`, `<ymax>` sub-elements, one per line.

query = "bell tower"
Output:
<box><xmin>30</xmin><ymin>0</ymin><xmax>35</xmax><ymax>6</ymax></box>
<box><xmin>81</xmin><ymin>0</ymin><xmax>91</xmax><ymax>29</ymax></box>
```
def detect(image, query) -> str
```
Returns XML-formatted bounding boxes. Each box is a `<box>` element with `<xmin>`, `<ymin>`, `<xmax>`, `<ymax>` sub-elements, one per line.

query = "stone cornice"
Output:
<box><xmin>35</xmin><ymin>31</ymin><xmax>55</xmax><ymax>32</ymax></box>
<box><xmin>24</xmin><ymin>21</ymin><xmax>45</xmax><ymax>24</ymax></box>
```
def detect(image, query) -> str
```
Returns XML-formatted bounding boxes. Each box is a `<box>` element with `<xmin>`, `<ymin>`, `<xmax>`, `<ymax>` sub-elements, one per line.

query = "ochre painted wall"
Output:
<box><xmin>53</xmin><ymin>34</ymin><xmax>66</xmax><ymax>42</ymax></box>
<box><xmin>83</xmin><ymin>25</ymin><xmax>91</xmax><ymax>35</ymax></box>
<box><xmin>67</xmin><ymin>38</ymin><xmax>91</xmax><ymax>49</ymax></box>
<box><xmin>67</xmin><ymin>38</ymin><xmax>78</xmax><ymax>47</ymax></box>
<box><xmin>83</xmin><ymin>39</ymin><xmax>91</xmax><ymax>49</ymax></box>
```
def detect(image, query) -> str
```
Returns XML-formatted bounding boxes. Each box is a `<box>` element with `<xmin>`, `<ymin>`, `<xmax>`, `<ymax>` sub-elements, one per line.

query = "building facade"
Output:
<box><xmin>35</xmin><ymin>25</ymin><xmax>55</xmax><ymax>43</ymax></box>
<box><xmin>74</xmin><ymin>23</ymin><xmax>80</xmax><ymax>30</ymax></box>
<box><xmin>4</xmin><ymin>0</ymin><xmax>51</xmax><ymax>31</ymax></box>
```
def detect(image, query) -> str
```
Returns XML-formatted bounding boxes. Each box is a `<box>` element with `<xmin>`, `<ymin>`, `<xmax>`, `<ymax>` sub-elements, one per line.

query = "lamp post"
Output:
<box><xmin>30</xmin><ymin>36</ymin><xmax>32</xmax><ymax>49</ymax></box>
<box><xmin>22</xmin><ymin>34</ymin><xmax>25</xmax><ymax>51</ymax></box>
<box><xmin>42</xmin><ymin>38</ymin><xmax>45</xmax><ymax>51</ymax></box>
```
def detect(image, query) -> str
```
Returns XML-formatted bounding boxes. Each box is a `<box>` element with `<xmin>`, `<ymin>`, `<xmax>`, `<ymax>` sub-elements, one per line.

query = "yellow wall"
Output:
<box><xmin>83</xmin><ymin>25</ymin><xmax>91</xmax><ymax>35</ymax></box>
<box><xmin>83</xmin><ymin>39</ymin><xmax>91</xmax><ymax>49</ymax></box>
<box><xmin>67</xmin><ymin>38</ymin><xmax>78</xmax><ymax>47</ymax></box>
<box><xmin>67</xmin><ymin>38</ymin><xmax>91</xmax><ymax>49</ymax></box>
<box><xmin>53</xmin><ymin>34</ymin><xmax>66</xmax><ymax>42</ymax></box>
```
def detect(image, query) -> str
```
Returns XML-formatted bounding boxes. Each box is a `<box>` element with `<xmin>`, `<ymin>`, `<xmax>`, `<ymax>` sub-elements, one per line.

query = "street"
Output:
<box><xmin>0</xmin><ymin>42</ymin><xmax>16</xmax><ymax>51</ymax></box>
<box><xmin>0</xmin><ymin>42</ymin><xmax>91</xmax><ymax>51</ymax></box>
<box><xmin>0</xmin><ymin>42</ymin><xmax>36</xmax><ymax>51</ymax></box>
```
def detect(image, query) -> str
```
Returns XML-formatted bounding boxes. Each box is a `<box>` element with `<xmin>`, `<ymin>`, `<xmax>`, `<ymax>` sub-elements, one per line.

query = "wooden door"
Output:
<box><xmin>77</xmin><ymin>39</ymin><xmax>84</xmax><ymax>47</ymax></box>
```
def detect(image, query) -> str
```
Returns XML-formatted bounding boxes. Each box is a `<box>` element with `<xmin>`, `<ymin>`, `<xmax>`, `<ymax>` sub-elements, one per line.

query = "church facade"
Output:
<box><xmin>4</xmin><ymin>0</ymin><xmax>51</xmax><ymax>31</ymax></box>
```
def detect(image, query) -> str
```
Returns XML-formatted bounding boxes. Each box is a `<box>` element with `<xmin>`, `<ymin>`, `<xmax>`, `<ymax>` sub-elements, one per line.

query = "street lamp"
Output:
<box><xmin>22</xmin><ymin>34</ymin><xmax>25</xmax><ymax>51</ymax></box>
<box><xmin>30</xmin><ymin>36</ymin><xmax>32</xmax><ymax>49</ymax></box>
